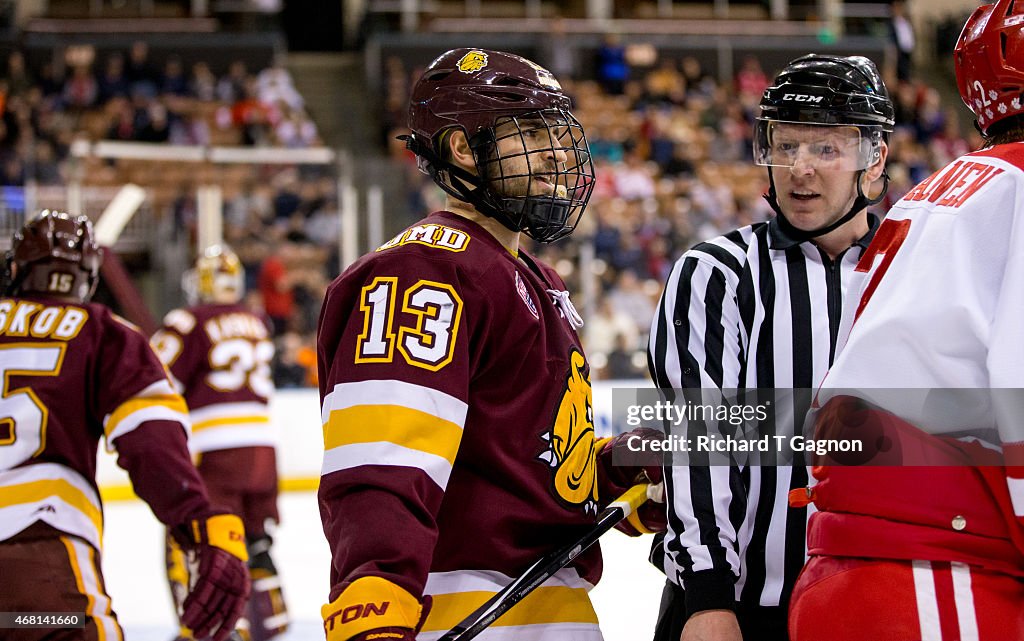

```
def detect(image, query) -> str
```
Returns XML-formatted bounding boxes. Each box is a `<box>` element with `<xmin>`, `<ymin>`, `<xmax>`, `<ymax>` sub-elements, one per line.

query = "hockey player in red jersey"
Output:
<box><xmin>316</xmin><ymin>48</ymin><xmax>666</xmax><ymax>641</ymax></box>
<box><xmin>152</xmin><ymin>245</ymin><xmax>287</xmax><ymax>641</ymax></box>
<box><xmin>789</xmin><ymin>2</ymin><xmax>1024</xmax><ymax>639</ymax></box>
<box><xmin>0</xmin><ymin>211</ymin><xmax>249</xmax><ymax>641</ymax></box>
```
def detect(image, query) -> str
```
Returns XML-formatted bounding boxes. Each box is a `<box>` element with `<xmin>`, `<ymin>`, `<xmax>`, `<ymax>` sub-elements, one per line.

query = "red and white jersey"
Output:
<box><xmin>0</xmin><ymin>295</ymin><xmax>210</xmax><ymax>551</ymax></box>
<box><xmin>318</xmin><ymin>212</ymin><xmax>604</xmax><ymax>639</ymax></box>
<box><xmin>814</xmin><ymin>143</ymin><xmax>1024</xmax><ymax>571</ymax></box>
<box><xmin>152</xmin><ymin>303</ymin><xmax>275</xmax><ymax>453</ymax></box>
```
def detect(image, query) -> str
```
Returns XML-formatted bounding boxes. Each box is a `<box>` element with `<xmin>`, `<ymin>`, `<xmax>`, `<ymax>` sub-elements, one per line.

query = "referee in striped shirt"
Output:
<box><xmin>648</xmin><ymin>54</ymin><xmax>895</xmax><ymax>641</ymax></box>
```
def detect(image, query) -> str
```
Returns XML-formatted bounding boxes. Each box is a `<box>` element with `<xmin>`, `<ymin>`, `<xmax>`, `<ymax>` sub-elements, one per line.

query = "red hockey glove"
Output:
<box><xmin>171</xmin><ymin>513</ymin><xmax>250</xmax><ymax>641</ymax></box>
<box><xmin>596</xmin><ymin>428</ymin><xmax>667</xmax><ymax>536</ymax></box>
<box><xmin>322</xmin><ymin>577</ymin><xmax>431</xmax><ymax>641</ymax></box>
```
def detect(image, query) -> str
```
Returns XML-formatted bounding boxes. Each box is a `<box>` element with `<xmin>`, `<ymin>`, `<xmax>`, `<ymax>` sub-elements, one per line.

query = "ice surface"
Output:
<box><xmin>102</xmin><ymin>492</ymin><xmax>665</xmax><ymax>640</ymax></box>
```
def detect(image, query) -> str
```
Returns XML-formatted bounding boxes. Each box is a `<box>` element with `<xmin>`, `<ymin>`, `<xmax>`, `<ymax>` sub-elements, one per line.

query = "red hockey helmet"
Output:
<box><xmin>5</xmin><ymin>210</ymin><xmax>103</xmax><ymax>302</ymax></box>
<box><xmin>404</xmin><ymin>48</ymin><xmax>594</xmax><ymax>242</ymax></box>
<box><xmin>954</xmin><ymin>0</ymin><xmax>1024</xmax><ymax>136</ymax></box>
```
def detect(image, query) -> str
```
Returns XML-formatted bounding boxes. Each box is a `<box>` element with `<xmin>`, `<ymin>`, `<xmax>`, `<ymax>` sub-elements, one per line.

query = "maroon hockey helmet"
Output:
<box><xmin>6</xmin><ymin>210</ymin><xmax>103</xmax><ymax>302</ymax></box>
<box><xmin>955</xmin><ymin>0</ymin><xmax>1024</xmax><ymax>136</ymax></box>
<box><xmin>404</xmin><ymin>48</ymin><xmax>594</xmax><ymax>242</ymax></box>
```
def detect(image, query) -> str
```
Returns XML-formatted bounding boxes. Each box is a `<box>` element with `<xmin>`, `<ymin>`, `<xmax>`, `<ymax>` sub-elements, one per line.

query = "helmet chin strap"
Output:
<box><xmin>763</xmin><ymin>168</ymin><xmax>889</xmax><ymax>242</ymax></box>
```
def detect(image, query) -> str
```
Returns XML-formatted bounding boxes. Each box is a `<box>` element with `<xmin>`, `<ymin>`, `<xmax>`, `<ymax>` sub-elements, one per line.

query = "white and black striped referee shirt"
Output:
<box><xmin>647</xmin><ymin>215</ymin><xmax>879</xmax><ymax>614</ymax></box>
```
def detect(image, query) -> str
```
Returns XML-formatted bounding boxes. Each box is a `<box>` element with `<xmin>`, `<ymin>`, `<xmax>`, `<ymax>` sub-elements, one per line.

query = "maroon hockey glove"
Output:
<box><xmin>171</xmin><ymin>513</ymin><xmax>251</xmax><ymax>641</ymax></box>
<box><xmin>596</xmin><ymin>428</ymin><xmax>667</xmax><ymax>536</ymax></box>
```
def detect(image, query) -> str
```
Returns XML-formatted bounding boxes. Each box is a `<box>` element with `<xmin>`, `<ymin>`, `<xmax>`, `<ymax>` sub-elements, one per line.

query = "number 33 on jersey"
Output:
<box><xmin>151</xmin><ymin>303</ymin><xmax>275</xmax><ymax>453</ymax></box>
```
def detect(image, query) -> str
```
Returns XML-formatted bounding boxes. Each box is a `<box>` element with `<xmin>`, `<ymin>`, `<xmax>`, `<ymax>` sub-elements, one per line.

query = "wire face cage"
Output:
<box><xmin>472</xmin><ymin>108</ymin><xmax>594</xmax><ymax>243</ymax></box>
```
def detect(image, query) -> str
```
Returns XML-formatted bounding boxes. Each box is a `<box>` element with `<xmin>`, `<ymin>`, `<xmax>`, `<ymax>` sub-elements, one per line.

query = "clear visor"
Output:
<box><xmin>753</xmin><ymin>120</ymin><xmax>881</xmax><ymax>171</ymax></box>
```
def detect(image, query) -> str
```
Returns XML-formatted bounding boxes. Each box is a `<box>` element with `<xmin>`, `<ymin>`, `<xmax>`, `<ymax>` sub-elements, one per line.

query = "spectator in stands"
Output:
<box><xmin>136</xmin><ymin>101</ymin><xmax>170</xmax><ymax>142</ymax></box>
<box><xmin>614</xmin><ymin>148</ymin><xmax>658</xmax><ymax>200</ymax></box>
<box><xmin>31</xmin><ymin>139</ymin><xmax>61</xmax><ymax>184</ymax></box>
<box><xmin>735</xmin><ymin>55</ymin><xmax>769</xmax><ymax>108</ymax></box>
<box><xmin>257</xmin><ymin>60</ymin><xmax>303</xmax><ymax>112</ymax></box>
<box><xmin>272</xmin><ymin>330</ymin><xmax>310</xmax><ymax>388</ymax></box>
<box><xmin>606</xmin><ymin>269</ymin><xmax>656</xmax><ymax>334</ymax></box>
<box><xmin>106</xmin><ymin>96</ymin><xmax>137</xmax><ymax>140</ymax></box>
<box><xmin>681</xmin><ymin>55</ymin><xmax>715</xmax><ymax>100</ymax></box>
<box><xmin>161</xmin><ymin>57</ymin><xmax>189</xmax><ymax>97</ymax></box>
<box><xmin>258</xmin><ymin>241</ymin><xmax>296</xmax><ymax>336</ymax></box>
<box><xmin>169</xmin><ymin>107</ymin><xmax>211</xmax><ymax>146</ymax></box>
<box><xmin>274</xmin><ymin>109</ymin><xmax>319</xmax><ymax>148</ymax></box>
<box><xmin>97</xmin><ymin>54</ymin><xmax>130</xmax><ymax>103</ymax></box>
<box><xmin>233</xmin><ymin>78</ymin><xmax>273</xmax><ymax>146</ymax></box>
<box><xmin>189</xmin><ymin>62</ymin><xmax>217</xmax><ymax>102</ymax></box>
<box><xmin>4</xmin><ymin>51</ymin><xmax>33</xmax><ymax>99</ymax></box>
<box><xmin>125</xmin><ymin>40</ymin><xmax>158</xmax><ymax>97</ymax></box>
<box><xmin>539</xmin><ymin>16</ymin><xmax>577</xmax><ymax>82</ymax></box>
<box><xmin>217</xmin><ymin>60</ymin><xmax>249</xmax><ymax>103</ymax></box>
<box><xmin>604</xmin><ymin>333</ymin><xmax>646</xmax><ymax>379</ymax></box>
<box><xmin>586</xmin><ymin>297</ymin><xmax>640</xmax><ymax>357</ymax></box>
<box><xmin>595</xmin><ymin>31</ymin><xmax>629</xmax><ymax>95</ymax></box>
<box><xmin>62</xmin><ymin>64</ymin><xmax>98</xmax><ymax>110</ymax></box>
<box><xmin>642</xmin><ymin>57</ymin><xmax>686</xmax><ymax>107</ymax></box>
<box><xmin>890</xmin><ymin>0</ymin><xmax>915</xmax><ymax>82</ymax></box>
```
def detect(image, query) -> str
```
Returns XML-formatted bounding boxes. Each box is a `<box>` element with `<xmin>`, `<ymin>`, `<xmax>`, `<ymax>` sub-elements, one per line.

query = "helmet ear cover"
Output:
<box><xmin>7</xmin><ymin>210</ymin><xmax>103</xmax><ymax>302</ymax></box>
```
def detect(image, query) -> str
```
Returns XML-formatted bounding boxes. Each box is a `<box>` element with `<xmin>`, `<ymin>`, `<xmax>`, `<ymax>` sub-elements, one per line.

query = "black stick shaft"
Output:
<box><xmin>437</xmin><ymin>483</ymin><xmax>650</xmax><ymax>641</ymax></box>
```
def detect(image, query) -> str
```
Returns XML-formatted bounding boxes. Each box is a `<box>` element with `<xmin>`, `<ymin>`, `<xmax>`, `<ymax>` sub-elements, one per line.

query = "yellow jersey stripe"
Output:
<box><xmin>193</xmin><ymin>415</ymin><xmax>271</xmax><ymax>432</ymax></box>
<box><xmin>3</xmin><ymin>479</ymin><xmax>103</xmax><ymax>538</ymax></box>
<box><xmin>323</xmin><ymin>405</ymin><xmax>463</xmax><ymax>464</ymax></box>
<box><xmin>421</xmin><ymin>585</ymin><xmax>598</xmax><ymax>631</ymax></box>
<box><xmin>105</xmin><ymin>395</ymin><xmax>188</xmax><ymax>439</ymax></box>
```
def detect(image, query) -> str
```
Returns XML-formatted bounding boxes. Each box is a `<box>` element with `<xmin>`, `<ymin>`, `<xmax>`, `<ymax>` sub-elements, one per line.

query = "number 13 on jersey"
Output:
<box><xmin>356</xmin><ymin>277</ymin><xmax>464</xmax><ymax>372</ymax></box>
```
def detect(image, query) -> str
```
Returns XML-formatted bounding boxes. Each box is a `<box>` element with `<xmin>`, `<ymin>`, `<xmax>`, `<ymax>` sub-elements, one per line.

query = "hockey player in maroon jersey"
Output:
<box><xmin>0</xmin><ymin>211</ymin><xmax>249</xmax><ymax>641</ymax></box>
<box><xmin>152</xmin><ymin>245</ymin><xmax>287</xmax><ymax>641</ymax></box>
<box><xmin>317</xmin><ymin>48</ymin><xmax>666</xmax><ymax>641</ymax></box>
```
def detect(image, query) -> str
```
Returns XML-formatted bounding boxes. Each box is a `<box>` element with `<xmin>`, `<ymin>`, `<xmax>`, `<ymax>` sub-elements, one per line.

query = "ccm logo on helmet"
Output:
<box><xmin>783</xmin><ymin>94</ymin><xmax>824</xmax><ymax>103</ymax></box>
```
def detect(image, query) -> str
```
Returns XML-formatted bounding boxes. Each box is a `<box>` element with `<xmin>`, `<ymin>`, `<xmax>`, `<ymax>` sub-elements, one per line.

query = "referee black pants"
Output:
<box><xmin>652</xmin><ymin>579</ymin><xmax>789</xmax><ymax>641</ymax></box>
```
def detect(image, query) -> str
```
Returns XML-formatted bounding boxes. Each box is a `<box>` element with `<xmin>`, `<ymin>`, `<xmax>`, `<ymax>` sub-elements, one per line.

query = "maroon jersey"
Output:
<box><xmin>318</xmin><ymin>212</ymin><xmax>604</xmax><ymax>637</ymax></box>
<box><xmin>152</xmin><ymin>303</ymin><xmax>274</xmax><ymax>453</ymax></box>
<box><xmin>0</xmin><ymin>295</ymin><xmax>212</xmax><ymax>550</ymax></box>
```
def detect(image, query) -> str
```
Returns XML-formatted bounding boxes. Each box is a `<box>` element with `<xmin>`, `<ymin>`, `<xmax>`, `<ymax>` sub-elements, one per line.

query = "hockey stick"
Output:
<box><xmin>437</xmin><ymin>481</ymin><xmax>663</xmax><ymax>641</ymax></box>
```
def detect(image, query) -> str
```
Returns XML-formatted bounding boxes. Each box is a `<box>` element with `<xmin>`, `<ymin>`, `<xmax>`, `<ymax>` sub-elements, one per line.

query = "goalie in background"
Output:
<box><xmin>152</xmin><ymin>245</ymin><xmax>287</xmax><ymax>641</ymax></box>
<box><xmin>0</xmin><ymin>211</ymin><xmax>249</xmax><ymax>641</ymax></box>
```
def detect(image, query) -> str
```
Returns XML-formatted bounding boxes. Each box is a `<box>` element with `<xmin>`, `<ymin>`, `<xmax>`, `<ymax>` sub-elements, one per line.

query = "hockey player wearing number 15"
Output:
<box><xmin>317</xmin><ymin>48</ymin><xmax>667</xmax><ymax>641</ymax></box>
<box><xmin>151</xmin><ymin>245</ymin><xmax>288</xmax><ymax>641</ymax></box>
<box><xmin>0</xmin><ymin>211</ymin><xmax>249</xmax><ymax>641</ymax></box>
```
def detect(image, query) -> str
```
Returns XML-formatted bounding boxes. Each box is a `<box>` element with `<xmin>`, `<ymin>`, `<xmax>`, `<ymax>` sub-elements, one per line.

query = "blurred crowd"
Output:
<box><xmin>0</xmin><ymin>42</ymin><xmax>333</xmax><ymax>387</ymax></box>
<box><xmin>385</xmin><ymin>46</ymin><xmax>980</xmax><ymax>380</ymax></box>
<box><xmin>0</xmin><ymin>37</ymin><xmax>980</xmax><ymax>386</ymax></box>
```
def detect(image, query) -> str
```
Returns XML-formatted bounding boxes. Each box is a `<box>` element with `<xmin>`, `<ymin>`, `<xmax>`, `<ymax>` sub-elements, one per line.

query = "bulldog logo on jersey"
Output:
<box><xmin>537</xmin><ymin>348</ymin><xmax>599</xmax><ymax>514</ymax></box>
<box><xmin>457</xmin><ymin>51</ymin><xmax>488</xmax><ymax>73</ymax></box>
